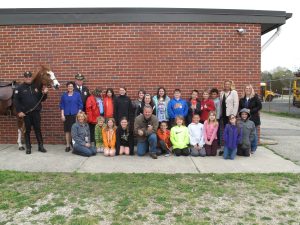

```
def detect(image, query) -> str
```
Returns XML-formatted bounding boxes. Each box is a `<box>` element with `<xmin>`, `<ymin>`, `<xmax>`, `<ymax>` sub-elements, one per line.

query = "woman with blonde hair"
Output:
<box><xmin>239</xmin><ymin>84</ymin><xmax>262</xmax><ymax>153</ymax></box>
<box><xmin>71</xmin><ymin>112</ymin><xmax>96</xmax><ymax>157</ymax></box>
<box><xmin>220</xmin><ymin>80</ymin><xmax>239</xmax><ymax>126</ymax></box>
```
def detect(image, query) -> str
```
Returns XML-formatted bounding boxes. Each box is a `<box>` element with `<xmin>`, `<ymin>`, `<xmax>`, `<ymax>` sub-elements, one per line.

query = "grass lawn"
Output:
<box><xmin>0</xmin><ymin>171</ymin><xmax>300</xmax><ymax>225</ymax></box>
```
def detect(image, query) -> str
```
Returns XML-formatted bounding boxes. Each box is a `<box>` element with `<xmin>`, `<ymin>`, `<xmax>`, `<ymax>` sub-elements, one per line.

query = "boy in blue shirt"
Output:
<box><xmin>167</xmin><ymin>89</ymin><xmax>188</xmax><ymax>127</ymax></box>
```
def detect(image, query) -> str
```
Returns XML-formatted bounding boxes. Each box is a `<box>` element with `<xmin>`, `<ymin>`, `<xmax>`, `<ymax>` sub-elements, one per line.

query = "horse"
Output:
<box><xmin>0</xmin><ymin>65</ymin><xmax>60</xmax><ymax>150</ymax></box>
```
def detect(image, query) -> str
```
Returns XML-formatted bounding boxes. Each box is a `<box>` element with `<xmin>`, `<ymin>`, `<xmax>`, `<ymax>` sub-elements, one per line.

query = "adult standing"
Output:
<box><xmin>239</xmin><ymin>84</ymin><xmax>262</xmax><ymax>153</ymax></box>
<box><xmin>60</xmin><ymin>81</ymin><xmax>83</xmax><ymax>152</ymax></box>
<box><xmin>220</xmin><ymin>80</ymin><xmax>239</xmax><ymax>126</ymax></box>
<box><xmin>114</xmin><ymin>87</ymin><xmax>133</xmax><ymax>126</ymax></box>
<box><xmin>134</xmin><ymin>106</ymin><xmax>159</xmax><ymax>159</ymax></box>
<box><xmin>14</xmin><ymin>71</ymin><xmax>49</xmax><ymax>154</ymax></box>
<box><xmin>74</xmin><ymin>73</ymin><xmax>89</xmax><ymax>112</ymax></box>
<box><xmin>152</xmin><ymin>87</ymin><xmax>170</xmax><ymax>123</ymax></box>
<box><xmin>71</xmin><ymin>112</ymin><xmax>96</xmax><ymax>157</ymax></box>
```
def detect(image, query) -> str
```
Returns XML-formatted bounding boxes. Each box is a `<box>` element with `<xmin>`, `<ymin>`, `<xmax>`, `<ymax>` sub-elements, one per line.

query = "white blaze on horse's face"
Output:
<box><xmin>47</xmin><ymin>71</ymin><xmax>60</xmax><ymax>89</ymax></box>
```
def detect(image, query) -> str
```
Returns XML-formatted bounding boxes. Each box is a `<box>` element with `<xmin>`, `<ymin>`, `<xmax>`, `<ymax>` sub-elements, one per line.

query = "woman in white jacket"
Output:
<box><xmin>220</xmin><ymin>80</ymin><xmax>239</xmax><ymax>126</ymax></box>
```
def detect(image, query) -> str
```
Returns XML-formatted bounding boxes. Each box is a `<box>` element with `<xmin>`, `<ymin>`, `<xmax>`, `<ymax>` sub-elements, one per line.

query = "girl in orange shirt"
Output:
<box><xmin>102</xmin><ymin>117</ymin><xmax>117</xmax><ymax>156</ymax></box>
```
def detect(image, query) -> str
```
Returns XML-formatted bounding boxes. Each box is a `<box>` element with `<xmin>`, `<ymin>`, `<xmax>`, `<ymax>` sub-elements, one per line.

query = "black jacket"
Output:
<box><xmin>186</xmin><ymin>98</ymin><xmax>201</xmax><ymax>125</ymax></box>
<box><xmin>74</xmin><ymin>85</ymin><xmax>90</xmax><ymax>111</ymax></box>
<box><xmin>114</xmin><ymin>95</ymin><xmax>133</xmax><ymax>126</ymax></box>
<box><xmin>14</xmin><ymin>82</ymin><xmax>47</xmax><ymax>114</ymax></box>
<box><xmin>239</xmin><ymin>94</ymin><xmax>262</xmax><ymax>126</ymax></box>
<box><xmin>115</xmin><ymin>126</ymin><xmax>134</xmax><ymax>155</ymax></box>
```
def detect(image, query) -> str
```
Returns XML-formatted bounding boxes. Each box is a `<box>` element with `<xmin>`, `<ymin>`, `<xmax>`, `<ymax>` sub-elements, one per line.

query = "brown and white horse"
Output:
<box><xmin>0</xmin><ymin>65</ymin><xmax>60</xmax><ymax>150</ymax></box>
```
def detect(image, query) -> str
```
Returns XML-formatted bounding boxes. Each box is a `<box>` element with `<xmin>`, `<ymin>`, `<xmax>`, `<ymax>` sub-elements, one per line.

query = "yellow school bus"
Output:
<box><xmin>260</xmin><ymin>82</ymin><xmax>276</xmax><ymax>102</ymax></box>
<box><xmin>293</xmin><ymin>72</ymin><xmax>300</xmax><ymax>107</ymax></box>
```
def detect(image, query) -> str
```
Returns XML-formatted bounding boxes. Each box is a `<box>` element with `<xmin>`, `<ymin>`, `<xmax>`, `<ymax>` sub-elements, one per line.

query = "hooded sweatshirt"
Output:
<box><xmin>238</xmin><ymin>108</ymin><xmax>256</xmax><ymax>150</ymax></box>
<box><xmin>167</xmin><ymin>98</ymin><xmax>188</xmax><ymax>119</ymax></box>
<box><xmin>170</xmin><ymin>125</ymin><xmax>189</xmax><ymax>149</ymax></box>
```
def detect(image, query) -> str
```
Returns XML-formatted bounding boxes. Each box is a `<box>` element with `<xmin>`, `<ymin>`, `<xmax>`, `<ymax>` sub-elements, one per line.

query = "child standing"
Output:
<box><xmin>210</xmin><ymin>88</ymin><xmax>221</xmax><ymax>146</ymax></box>
<box><xmin>86</xmin><ymin>88</ymin><xmax>101</xmax><ymax>145</ymax></box>
<box><xmin>102</xmin><ymin>118</ymin><xmax>117</xmax><ymax>157</ymax></box>
<box><xmin>156</xmin><ymin>121</ymin><xmax>172</xmax><ymax>156</ymax></box>
<box><xmin>186</xmin><ymin>90</ymin><xmax>201</xmax><ymax>126</ymax></box>
<box><xmin>116</xmin><ymin>117</ymin><xmax>134</xmax><ymax>155</ymax></box>
<box><xmin>170</xmin><ymin>116</ymin><xmax>190</xmax><ymax>156</ymax></box>
<box><xmin>237</xmin><ymin>108</ymin><xmax>256</xmax><ymax>157</ymax></box>
<box><xmin>94</xmin><ymin>116</ymin><xmax>106</xmax><ymax>153</ymax></box>
<box><xmin>203</xmin><ymin>111</ymin><xmax>219</xmax><ymax>156</ymax></box>
<box><xmin>200</xmin><ymin>90</ymin><xmax>215</xmax><ymax>123</ymax></box>
<box><xmin>188</xmin><ymin>114</ymin><xmax>205</xmax><ymax>157</ymax></box>
<box><xmin>168</xmin><ymin>89</ymin><xmax>188</xmax><ymax>127</ymax></box>
<box><xmin>223</xmin><ymin>114</ymin><xmax>242</xmax><ymax>160</ymax></box>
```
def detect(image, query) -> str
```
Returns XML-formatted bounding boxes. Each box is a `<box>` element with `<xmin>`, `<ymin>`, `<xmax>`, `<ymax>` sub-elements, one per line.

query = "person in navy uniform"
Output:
<box><xmin>74</xmin><ymin>73</ymin><xmax>90</xmax><ymax>112</ymax></box>
<box><xmin>14</xmin><ymin>71</ymin><xmax>49</xmax><ymax>154</ymax></box>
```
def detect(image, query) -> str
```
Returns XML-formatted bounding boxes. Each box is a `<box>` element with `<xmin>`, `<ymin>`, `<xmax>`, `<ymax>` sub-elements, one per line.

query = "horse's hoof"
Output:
<box><xmin>19</xmin><ymin>146</ymin><xmax>25</xmax><ymax>151</ymax></box>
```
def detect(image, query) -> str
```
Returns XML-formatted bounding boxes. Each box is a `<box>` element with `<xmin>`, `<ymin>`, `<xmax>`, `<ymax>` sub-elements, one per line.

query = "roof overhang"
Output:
<box><xmin>0</xmin><ymin>8</ymin><xmax>292</xmax><ymax>35</ymax></box>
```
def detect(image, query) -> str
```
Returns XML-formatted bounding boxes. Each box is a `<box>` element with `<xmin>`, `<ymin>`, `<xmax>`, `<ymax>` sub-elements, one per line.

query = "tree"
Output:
<box><xmin>261</xmin><ymin>67</ymin><xmax>294</xmax><ymax>93</ymax></box>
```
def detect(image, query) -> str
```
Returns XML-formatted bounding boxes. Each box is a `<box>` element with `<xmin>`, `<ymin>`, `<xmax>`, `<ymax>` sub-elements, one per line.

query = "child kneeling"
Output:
<box><xmin>116</xmin><ymin>117</ymin><xmax>134</xmax><ymax>155</ymax></box>
<box><xmin>188</xmin><ymin>114</ymin><xmax>205</xmax><ymax>157</ymax></box>
<box><xmin>102</xmin><ymin>118</ymin><xmax>117</xmax><ymax>156</ymax></box>
<box><xmin>170</xmin><ymin>116</ymin><xmax>190</xmax><ymax>156</ymax></box>
<box><xmin>237</xmin><ymin>108</ymin><xmax>255</xmax><ymax>157</ymax></box>
<box><xmin>223</xmin><ymin>114</ymin><xmax>242</xmax><ymax>160</ymax></box>
<box><xmin>157</xmin><ymin>121</ymin><xmax>172</xmax><ymax>156</ymax></box>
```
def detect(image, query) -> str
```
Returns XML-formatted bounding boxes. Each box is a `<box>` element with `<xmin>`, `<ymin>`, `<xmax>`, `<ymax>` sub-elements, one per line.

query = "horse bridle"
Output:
<box><xmin>25</xmin><ymin>71</ymin><xmax>57</xmax><ymax>114</ymax></box>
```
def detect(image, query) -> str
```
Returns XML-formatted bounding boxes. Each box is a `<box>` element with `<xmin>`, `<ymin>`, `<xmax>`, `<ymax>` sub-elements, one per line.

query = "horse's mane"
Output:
<box><xmin>32</xmin><ymin>65</ymin><xmax>51</xmax><ymax>89</ymax></box>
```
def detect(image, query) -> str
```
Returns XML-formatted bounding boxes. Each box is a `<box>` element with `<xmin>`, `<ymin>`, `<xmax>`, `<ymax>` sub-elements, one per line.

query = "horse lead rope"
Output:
<box><xmin>25</xmin><ymin>93</ymin><xmax>45</xmax><ymax>114</ymax></box>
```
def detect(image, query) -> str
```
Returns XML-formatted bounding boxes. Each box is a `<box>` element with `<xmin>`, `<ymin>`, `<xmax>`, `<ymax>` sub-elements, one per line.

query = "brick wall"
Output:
<box><xmin>0</xmin><ymin>23</ymin><xmax>261</xmax><ymax>144</ymax></box>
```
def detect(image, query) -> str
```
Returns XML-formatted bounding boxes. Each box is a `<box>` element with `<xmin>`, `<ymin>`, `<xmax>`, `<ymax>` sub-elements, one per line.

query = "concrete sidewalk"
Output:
<box><xmin>1</xmin><ymin>144</ymin><xmax>300</xmax><ymax>173</ymax></box>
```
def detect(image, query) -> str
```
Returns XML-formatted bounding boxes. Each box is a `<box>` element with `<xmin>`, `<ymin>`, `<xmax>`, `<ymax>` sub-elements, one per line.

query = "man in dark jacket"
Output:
<box><xmin>74</xmin><ymin>73</ymin><xmax>89</xmax><ymax>112</ymax></box>
<box><xmin>14</xmin><ymin>71</ymin><xmax>48</xmax><ymax>154</ymax></box>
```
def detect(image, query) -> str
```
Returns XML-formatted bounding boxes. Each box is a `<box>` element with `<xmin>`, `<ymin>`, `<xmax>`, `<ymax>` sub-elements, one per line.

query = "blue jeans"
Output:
<box><xmin>251</xmin><ymin>127</ymin><xmax>258</xmax><ymax>152</ymax></box>
<box><xmin>73</xmin><ymin>144</ymin><xmax>96</xmax><ymax>157</ymax></box>
<box><xmin>137</xmin><ymin>133</ymin><xmax>157</xmax><ymax>156</ymax></box>
<box><xmin>223</xmin><ymin>146</ymin><xmax>237</xmax><ymax>160</ymax></box>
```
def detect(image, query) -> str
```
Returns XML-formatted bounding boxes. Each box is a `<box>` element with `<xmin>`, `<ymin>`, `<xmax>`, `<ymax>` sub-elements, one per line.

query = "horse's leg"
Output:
<box><xmin>17</xmin><ymin>117</ymin><xmax>25</xmax><ymax>150</ymax></box>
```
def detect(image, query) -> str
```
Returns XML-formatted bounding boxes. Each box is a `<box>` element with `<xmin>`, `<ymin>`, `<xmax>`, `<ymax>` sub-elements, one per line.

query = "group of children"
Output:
<box><xmin>91</xmin><ymin>108</ymin><xmax>255</xmax><ymax>160</ymax></box>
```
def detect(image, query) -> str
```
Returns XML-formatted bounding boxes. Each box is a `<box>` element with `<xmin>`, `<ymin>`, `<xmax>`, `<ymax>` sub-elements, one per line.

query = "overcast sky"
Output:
<box><xmin>1</xmin><ymin>0</ymin><xmax>299</xmax><ymax>72</ymax></box>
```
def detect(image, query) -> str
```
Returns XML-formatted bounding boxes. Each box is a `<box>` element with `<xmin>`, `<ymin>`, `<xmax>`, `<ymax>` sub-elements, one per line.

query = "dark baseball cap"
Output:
<box><xmin>23</xmin><ymin>71</ymin><xmax>32</xmax><ymax>78</ymax></box>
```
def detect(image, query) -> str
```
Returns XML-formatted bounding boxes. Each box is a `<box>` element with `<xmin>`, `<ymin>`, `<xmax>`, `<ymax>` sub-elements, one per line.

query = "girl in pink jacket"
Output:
<box><xmin>203</xmin><ymin>111</ymin><xmax>219</xmax><ymax>156</ymax></box>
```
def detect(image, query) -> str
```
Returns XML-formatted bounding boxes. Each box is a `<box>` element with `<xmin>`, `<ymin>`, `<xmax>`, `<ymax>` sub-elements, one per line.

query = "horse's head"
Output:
<box><xmin>35</xmin><ymin>66</ymin><xmax>60</xmax><ymax>90</ymax></box>
<box><xmin>47</xmin><ymin>71</ymin><xmax>60</xmax><ymax>90</ymax></box>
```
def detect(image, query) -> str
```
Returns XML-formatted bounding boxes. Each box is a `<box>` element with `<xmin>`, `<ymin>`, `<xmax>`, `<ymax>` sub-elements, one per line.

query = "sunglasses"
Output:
<box><xmin>24</xmin><ymin>74</ymin><xmax>32</xmax><ymax>78</ymax></box>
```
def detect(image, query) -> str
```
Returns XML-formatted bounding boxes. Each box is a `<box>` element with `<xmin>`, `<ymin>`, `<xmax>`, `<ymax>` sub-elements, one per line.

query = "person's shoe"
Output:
<box><xmin>65</xmin><ymin>147</ymin><xmax>71</xmax><ymax>152</ymax></box>
<box><xmin>19</xmin><ymin>146</ymin><xmax>25</xmax><ymax>151</ymax></box>
<box><xmin>26</xmin><ymin>148</ymin><xmax>31</xmax><ymax>154</ymax></box>
<box><xmin>38</xmin><ymin>145</ymin><xmax>47</xmax><ymax>153</ymax></box>
<box><xmin>164</xmin><ymin>153</ymin><xmax>170</xmax><ymax>157</ymax></box>
<box><xmin>218</xmin><ymin>150</ymin><xmax>224</xmax><ymax>156</ymax></box>
<box><xmin>149</xmin><ymin>153</ymin><xmax>158</xmax><ymax>159</ymax></box>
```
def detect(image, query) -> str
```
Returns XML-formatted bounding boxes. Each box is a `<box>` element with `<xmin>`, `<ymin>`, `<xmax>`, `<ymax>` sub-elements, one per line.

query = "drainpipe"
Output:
<box><xmin>261</xmin><ymin>27</ymin><xmax>281</xmax><ymax>52</ymax></box>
